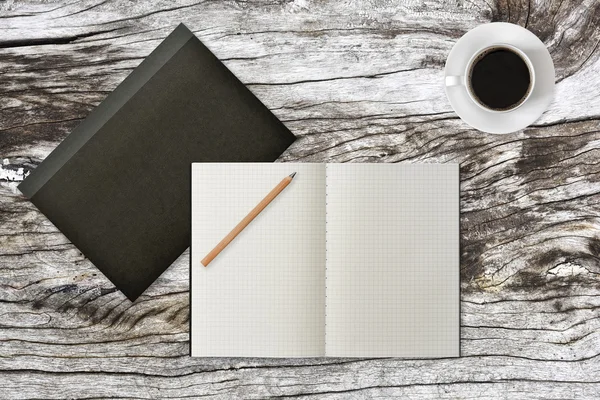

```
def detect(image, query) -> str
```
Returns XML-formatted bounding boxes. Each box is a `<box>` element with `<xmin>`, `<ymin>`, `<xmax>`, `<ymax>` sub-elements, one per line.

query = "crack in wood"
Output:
<box><xmin>0</xmin><ymin>28</ymin><xmax>120</xmax><ymax>49</ymax></box>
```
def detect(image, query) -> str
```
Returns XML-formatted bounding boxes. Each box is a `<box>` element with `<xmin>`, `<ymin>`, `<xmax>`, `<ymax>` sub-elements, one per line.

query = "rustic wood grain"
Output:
<box><xmin>1</xmin><ymin>0</ymin><xmax>599</xmax><ymax>398</ymax></box>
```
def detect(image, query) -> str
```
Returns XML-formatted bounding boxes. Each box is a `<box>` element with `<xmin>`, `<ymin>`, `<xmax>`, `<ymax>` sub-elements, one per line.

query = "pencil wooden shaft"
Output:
<box><xmin>201</xmin><ymin>175</ymin><xmax>293</xmax><ymax>266</ymax></box>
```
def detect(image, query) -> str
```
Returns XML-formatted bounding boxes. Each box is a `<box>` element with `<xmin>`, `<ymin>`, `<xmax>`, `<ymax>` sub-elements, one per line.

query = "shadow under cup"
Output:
<box><xmin>467</xmin><ymin>45</ymin><xmax>534</xmax><ymax>112</ymax></box>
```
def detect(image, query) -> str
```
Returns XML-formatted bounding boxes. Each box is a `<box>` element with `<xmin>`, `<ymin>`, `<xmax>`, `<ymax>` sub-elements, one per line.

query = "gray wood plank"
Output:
<box><xmin>1</xmin><ymin>0</ymin><xmax>599</xmax><ymax>398</ymax></box>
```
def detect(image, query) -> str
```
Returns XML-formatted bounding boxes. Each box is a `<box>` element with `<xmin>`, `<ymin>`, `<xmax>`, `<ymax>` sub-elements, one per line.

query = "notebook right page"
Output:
<box><xmin>325</xmin><ymin>164</ymin><xmax>459</xmax><ymax>357</ymax></box>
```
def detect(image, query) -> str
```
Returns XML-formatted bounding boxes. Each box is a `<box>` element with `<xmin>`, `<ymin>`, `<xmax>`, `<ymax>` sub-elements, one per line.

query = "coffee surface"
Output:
<box><xmin>469</xmin><ymin>48</ymin><xmax>531</xmax><ymax>110</ymax></box>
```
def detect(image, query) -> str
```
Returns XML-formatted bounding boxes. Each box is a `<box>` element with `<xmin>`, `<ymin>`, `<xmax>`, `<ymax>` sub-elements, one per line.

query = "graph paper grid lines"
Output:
<box><xmin>191</xmin><ymin>163</ymin><xmax>327</xmax><ymax>357</ymax></box>
<box><xmin>324</xmin><ymin>163</ymin><xmax>459</xmax><ymax>357</ymax></box>
<box><xmin>191</xmin><ymin>163</ymin><xmax>459</xmax><ymax>358</ymax></box>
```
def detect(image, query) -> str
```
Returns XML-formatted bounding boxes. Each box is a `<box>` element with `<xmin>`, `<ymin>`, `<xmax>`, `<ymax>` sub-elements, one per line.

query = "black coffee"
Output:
<box><xmin>469</xmin><ymin>47</ymin><xmax>531</xmax><ymax>111</ymax></box>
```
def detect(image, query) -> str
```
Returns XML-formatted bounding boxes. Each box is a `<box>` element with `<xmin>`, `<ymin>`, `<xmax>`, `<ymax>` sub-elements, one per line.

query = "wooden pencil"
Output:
<box><xmin>201</xmin><ymin>172</ymin><xmax>297</xmax><ymax>267</ymax></box>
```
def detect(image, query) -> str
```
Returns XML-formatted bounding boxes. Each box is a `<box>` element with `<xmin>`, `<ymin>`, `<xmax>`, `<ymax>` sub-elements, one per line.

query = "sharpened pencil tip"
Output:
<box><xmin>289</xmin><ymin>172</ymin><xmax>297</xmax><ymax>179</ymax></box>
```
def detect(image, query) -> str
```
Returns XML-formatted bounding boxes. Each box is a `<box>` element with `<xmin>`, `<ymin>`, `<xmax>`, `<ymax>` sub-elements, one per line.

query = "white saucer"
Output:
<box><xmin>444</xmin><ymin>23</ymin><xmax>555</xmax><ymax>134</ymax></box>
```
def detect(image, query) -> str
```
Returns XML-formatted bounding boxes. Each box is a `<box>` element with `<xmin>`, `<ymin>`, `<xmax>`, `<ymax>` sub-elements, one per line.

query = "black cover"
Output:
<box><xmin>18</xmin><ymin>23</ymin><xmax>296</xmax><ymax>301</ymax></box>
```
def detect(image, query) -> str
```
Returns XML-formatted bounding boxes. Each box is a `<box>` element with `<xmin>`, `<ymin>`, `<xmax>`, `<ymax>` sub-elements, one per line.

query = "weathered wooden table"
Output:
<box><xmin>1</xmin><ymin>0</ymin><xmax>599</xmax><ymax>398</ymax></box>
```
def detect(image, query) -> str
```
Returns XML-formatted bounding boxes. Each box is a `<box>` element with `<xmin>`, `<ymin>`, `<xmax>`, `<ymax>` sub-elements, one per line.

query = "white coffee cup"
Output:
<box><xmin>445</xmin><ymin>43</ymin><xmax>535</xmax><ymax>113</ymax></box>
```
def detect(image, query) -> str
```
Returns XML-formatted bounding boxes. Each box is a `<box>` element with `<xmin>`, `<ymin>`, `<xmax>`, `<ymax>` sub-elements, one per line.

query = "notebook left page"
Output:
<box><xmin>191</xmin><ymin>163</ymin><xmax>327</xmax><ymax>357</ymax></box>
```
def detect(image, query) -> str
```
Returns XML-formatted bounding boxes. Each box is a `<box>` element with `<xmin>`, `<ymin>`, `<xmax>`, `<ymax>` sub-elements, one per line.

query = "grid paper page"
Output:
<box><xmin>325</xmin><ymin>163</ymin><xmax>459</xmax><ymax>357</ymax></box>
<box><xmin>191</xmin><ymin>163</ymin><xmax>326</xmax><ymax>357</ymax></box>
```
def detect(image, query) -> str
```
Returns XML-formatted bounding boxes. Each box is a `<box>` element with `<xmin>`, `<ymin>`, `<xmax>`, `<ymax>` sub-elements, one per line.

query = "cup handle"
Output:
<box><xmin>445</xmin><ymin>75</ymin><xmax>464</xmax><ymax>87</ymax></box>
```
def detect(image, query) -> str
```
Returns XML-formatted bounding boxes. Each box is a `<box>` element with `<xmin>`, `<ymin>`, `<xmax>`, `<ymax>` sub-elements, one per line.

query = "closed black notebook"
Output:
<box><xmin>18</xmin><ymin>23</ymin><xmax>296</xmax><ymax>301</ymax></box>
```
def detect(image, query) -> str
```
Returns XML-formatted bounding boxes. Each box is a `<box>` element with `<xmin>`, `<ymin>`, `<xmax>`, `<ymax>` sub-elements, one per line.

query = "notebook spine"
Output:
<box><xmin>325</xmin><ymin>164</ymin><xmax>328</xmax><ymax>353</ymax></box>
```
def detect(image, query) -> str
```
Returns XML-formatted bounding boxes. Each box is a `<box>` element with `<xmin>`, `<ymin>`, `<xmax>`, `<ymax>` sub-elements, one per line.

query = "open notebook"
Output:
<box><xmin>191</xmin><ymin>163</ymin><xmax>459</xmax><ymax>358</ymax></box>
